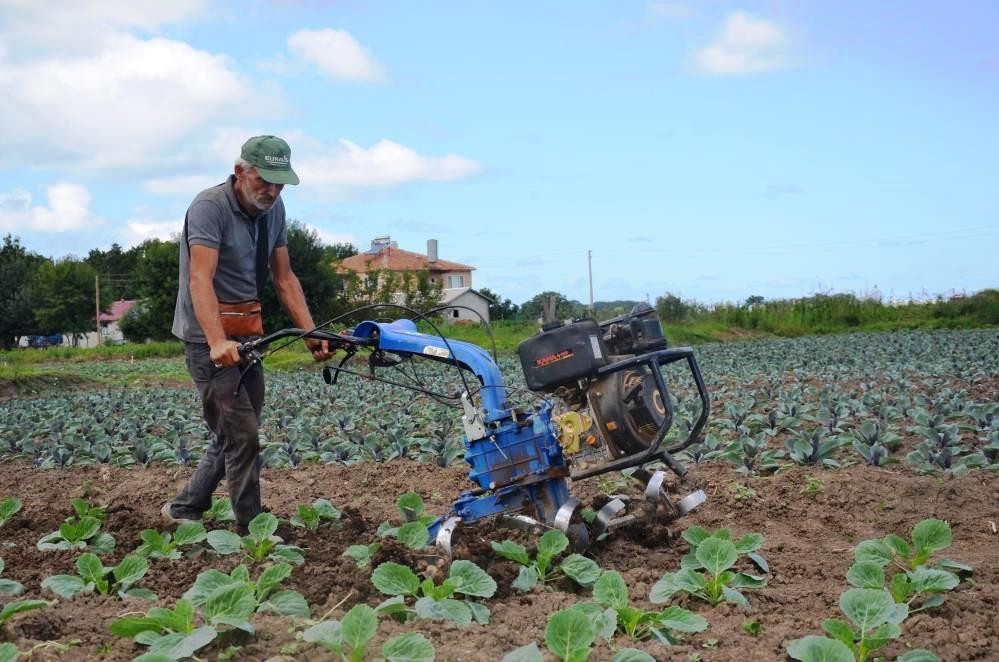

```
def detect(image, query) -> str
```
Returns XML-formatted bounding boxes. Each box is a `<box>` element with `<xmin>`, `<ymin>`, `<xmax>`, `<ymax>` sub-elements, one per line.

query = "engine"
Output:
<box><xmin>517</xmin><ymin>304</ymin><xmax>672</xmax><ymax>469</ymax></box>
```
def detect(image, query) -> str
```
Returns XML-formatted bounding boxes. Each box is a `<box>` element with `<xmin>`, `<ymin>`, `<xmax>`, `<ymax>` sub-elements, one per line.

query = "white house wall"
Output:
<box><xmin>442</xmin><ymin>290</ymin><xmax>490</xmax><ymax>324</ymax></box>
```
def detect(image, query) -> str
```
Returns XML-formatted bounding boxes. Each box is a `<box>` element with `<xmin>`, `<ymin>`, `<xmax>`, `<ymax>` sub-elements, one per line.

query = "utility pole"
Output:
<box><xmin>587</xmin><ymin>250</ymin><xmax>594</xmax><ymax>316</ymax></box>
<box><xmin>95</xmin><ymin>274</ymin><xmax>101</xmax><ymax>346</ymax></box>
<box><xmin>542</xmin><ymin>295</ymin><xmax>556</xmax><ymax>324</ymax></box>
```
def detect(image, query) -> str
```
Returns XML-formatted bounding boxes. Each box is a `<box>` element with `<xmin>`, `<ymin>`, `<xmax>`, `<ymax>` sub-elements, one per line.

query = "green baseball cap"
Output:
<box><xmin>240</xmin><ymin>135</ymin><xmax>300</xmax><ymax>185</ymax></box>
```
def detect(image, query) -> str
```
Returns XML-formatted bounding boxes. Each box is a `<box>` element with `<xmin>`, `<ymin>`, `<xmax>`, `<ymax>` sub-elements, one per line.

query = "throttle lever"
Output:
<box><xmin>233</xmin><ymin>345</ymin><xmax>264</xmax><ymax>397</ymax></box>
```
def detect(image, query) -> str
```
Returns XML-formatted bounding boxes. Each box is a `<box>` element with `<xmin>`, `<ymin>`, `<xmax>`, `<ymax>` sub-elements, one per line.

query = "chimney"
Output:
<box><xmin>427</xmin><ymin>238</ymin><xmax>438</xmax><ymax>263</ymax></box>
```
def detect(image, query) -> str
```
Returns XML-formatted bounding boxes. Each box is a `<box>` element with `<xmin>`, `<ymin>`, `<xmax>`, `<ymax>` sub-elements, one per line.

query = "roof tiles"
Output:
<box><xmin>338</xmin><ymin>246</ymin><xmax>474</xmax><ymax>273</ymax></box>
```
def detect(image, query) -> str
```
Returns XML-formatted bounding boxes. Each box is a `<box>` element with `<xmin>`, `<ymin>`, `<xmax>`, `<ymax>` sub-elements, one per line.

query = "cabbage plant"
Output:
<box><xmin>206</xmin><ymin>512</ymin><xmax>304</xmax><ymax>565</ymax></box>
<box><xmin>42</xmin><ymin>553</ymin><xmax>155</xmax><ymax>600</ymax></box>
<box><xmin>491</xmin><ymin>530</ymin><xmax>602</xmax><ymax>591</ymax></box>
<box><xmin>372</xmin><ymin>559</ymin><xmax>496</xmax><ymax>625</ymax></box>
<box><xmin>301</xmin><ymin>604</ymin><xmax>435</xmax><ymax>662</ymax></box>
<box><xmin>0</xmin><ymin>497</ymin><xmax>22</xmax><ymax>528</ymax></box>
<box><xmin>651</xmin><ymin>527</ymin><xmax>768</xmax><ymax>610</ymax></box>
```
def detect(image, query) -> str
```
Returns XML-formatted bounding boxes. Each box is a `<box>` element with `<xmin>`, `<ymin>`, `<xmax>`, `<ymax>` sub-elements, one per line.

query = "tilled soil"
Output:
<box><xmin>0</xmin><ymin>459</ymin><xmax>996</xmax><ymax>661</ymax></box>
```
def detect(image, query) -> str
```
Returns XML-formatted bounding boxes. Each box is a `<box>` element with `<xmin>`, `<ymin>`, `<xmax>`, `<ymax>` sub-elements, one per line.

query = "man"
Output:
<box><xmin>164</xmin><ymin>135</ymin><xmax>332</xmax><ymax>534</ymax></box>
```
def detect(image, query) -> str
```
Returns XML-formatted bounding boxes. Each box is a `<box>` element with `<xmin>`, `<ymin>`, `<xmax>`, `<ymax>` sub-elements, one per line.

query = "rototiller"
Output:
<box><xmin>238</xmin><ymin>303</ymin><xmax>709</xmax><ymax>554</ymax></box>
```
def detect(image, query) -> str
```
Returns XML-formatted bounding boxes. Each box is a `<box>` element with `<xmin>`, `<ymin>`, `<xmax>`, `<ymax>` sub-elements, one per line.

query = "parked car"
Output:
<box><xmin>27</xmin><ymin>334</ymin><xmax>63</xmax><ymax>348</ymax></box>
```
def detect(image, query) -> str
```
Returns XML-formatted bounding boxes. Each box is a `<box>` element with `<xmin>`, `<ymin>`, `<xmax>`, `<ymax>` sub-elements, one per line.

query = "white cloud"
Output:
<box><xmin>0</xmin><ymin>0</ymin><xmax>206</xmax><ymax>54</ymax></box>
<box><xmin>143</xmin><ymin>175</ymin><xmax>222</xmax><ymax>196</ymax></box>
<box><xmin>287</xmin><ymin>29</ymin><xmax>385</xmax><ymax>82</ymax></box>
<box><xmin>695</xmin><ymin>11</ymin><xmax>792</xmax><ymax>75</ymax></box>
<box><xmin>142</xmin><ymin>133</ymin><xmax>479</xmax><ymax>200</ymax></box>
<box><xmin>0</xmin><ymin>33</ymin><xmax>254</xmax><ymax>169</ymax></box>
<box><xmin>121</xmin><ymin>218</ymin><xmax>183</xmax><ymax>247</ymax></box>
<box><xmin>301</xmin><ymin>223</ymin><xmax>355</xmax><ymax>247</ymax></box>
<box><xmin>299</xmin><ymin>139</ymin><xmax>481</xmax><ymax>197</ymax></box>
<box><xmin>0</xmin><ymin>183</ymin><xmax>101</xmax><ymax>232</ymax></box>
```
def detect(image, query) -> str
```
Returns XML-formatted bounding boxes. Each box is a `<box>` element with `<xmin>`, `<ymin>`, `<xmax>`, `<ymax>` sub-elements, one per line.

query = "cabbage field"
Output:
<box><xmin>0</xmin><ymin>328</ymin><xmax>996</xmax><ymax>661</ymax></box>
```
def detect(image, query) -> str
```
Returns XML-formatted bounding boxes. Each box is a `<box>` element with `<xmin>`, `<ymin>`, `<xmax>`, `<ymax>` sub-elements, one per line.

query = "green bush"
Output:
<box><xmin>932</xmin><ymin>289</ymin><xmax>999</xmax><ymax>325</ymax></box>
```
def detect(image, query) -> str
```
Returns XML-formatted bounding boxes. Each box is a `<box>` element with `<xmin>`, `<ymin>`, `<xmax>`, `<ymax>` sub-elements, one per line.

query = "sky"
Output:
<box><xmin>1</xmin><ymin>1</ymin><xmax>997</xmax><ymax>307</ymax></box>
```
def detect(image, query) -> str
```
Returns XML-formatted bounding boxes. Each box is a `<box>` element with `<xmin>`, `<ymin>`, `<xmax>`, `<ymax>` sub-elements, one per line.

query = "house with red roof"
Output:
<box><xmin>77</xmin><ymin>299</ymin><xmax>137</xmax><ymax>346</ymax></box>
<box><xmin>337</xmin><ymin>237</ymin><xmax>493</xmax><ymax>323</ymax></box>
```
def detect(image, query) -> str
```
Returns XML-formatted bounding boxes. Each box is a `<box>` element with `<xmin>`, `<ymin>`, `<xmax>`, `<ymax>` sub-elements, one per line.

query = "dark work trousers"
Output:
<box><xmin>171</xmin><ymin>342</ymin><xmax>264</xmax><ymax>532</ymax></box>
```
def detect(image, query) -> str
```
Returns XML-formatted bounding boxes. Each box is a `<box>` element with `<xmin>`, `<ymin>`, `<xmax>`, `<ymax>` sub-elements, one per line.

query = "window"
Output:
<box><xmin>447</xmin><ymin>274</ymin><xmax>465</xmax><ymax>288</ymax></box>
<box><xmin>453</xmin><ymin>310</ymin><xmax>459</xmax><ymax>318</ymax></box>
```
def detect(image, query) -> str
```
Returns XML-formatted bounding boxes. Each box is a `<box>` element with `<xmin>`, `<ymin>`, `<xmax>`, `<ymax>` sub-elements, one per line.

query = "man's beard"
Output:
<box><xmin>247</xmin><ymin>191</ymin><xmax>277</xmax><ymax>212</ymax></box>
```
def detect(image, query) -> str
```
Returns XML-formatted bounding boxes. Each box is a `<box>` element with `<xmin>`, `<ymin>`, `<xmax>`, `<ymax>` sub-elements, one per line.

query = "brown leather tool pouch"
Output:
<box><xmin>219</xmin><ymin>300</ymin><xmax>263</xmax><ymax>338</ymax></box>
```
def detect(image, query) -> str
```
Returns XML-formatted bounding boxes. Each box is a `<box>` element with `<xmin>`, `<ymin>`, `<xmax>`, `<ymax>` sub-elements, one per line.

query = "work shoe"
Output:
<box><xmin>161</xmin><ymin>502</ymin><xmax>200</xmax><ymax>526</ymax></box>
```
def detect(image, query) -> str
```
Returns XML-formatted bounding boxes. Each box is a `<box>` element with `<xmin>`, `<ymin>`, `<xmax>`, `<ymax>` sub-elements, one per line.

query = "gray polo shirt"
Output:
<box><xmin>171</xmin><ymin>175</ymin><xmax>288</xmax><ymax>342</ymax></box>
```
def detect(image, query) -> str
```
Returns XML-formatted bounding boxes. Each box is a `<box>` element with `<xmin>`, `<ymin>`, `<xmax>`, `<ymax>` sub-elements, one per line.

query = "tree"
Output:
<box><xmin>396</xmin><ymin>270</ymin><xmax>444</xmax><ymax>315</ymax></box>
<box><xmin>323</xmin><ymin>242</ymin><xmax>357</xmax><ymax>263</ymax></box>
<box><xmin>261</xmin><ymin>222</ymin><xmax>356</xmax><ymax>331</ymax></box>
<box><xmin>86</xmin><ymin>243</ymin><xmax>140</xmax><ymax>300</ymax></box>
<box><xmin>119</xmin><ymin>239</ymin><xmax>180</xmax><ymax>342</ymax></box>
<box><xmin>337</xmin><ymin>268</ymin><xmax>444</xmax><ymax>320</ymax></box>
<box><xmin>35</xmin><ymin>258</ymin><xmax>109</xmax><ymax>345</ymax></box>
<box><xmin>519</xmin><ymin>291</ymin><xmax>582</xmax><ymax>322</ymax></box>
<box><xmin>0</xmin><ymin>235</ymin><xmax>50</xmax><ymax>349</ymax></box>
<box><xmin>655</xmin><ymin>292</ymin><xmax>706</xmax><ymax>323</ymax></box>
<box><xmin>477</xmin><ymin>287</ymin><xmax>519</xmax><ymax>320</ymax></box>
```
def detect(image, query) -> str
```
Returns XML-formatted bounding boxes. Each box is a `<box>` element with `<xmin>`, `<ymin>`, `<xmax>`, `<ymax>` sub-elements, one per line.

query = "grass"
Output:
<box><xmin>695</xmin><ymin>288</ymin><xmax>999</xmax><ymax>337</ymax></box>
<box><xmin>0</xmin><ymin>339</ymin><xmax>325</xmax><ymax>392</ymax></box>
<box><xmin>428</xmin><ymin>319</ymin><xmax>755</xmax><ymax>353</ymax></box>
<box><xmin>261</xmin><ymin>340</ymin><xmax>326</xmax><ymax>371</ymax></box>
<box><xmin>661</xmin><ymin>321</ymin><xmax>760</xmax><ymax>345</ymax></box>
<box><xmin>0</xmin><ymin>340</ymin><xmax>184</xmax><ymax>365</ymax></box>
<box><xmin>0</xmin><ymin>359</ymin><xmax>190</xmax><ymax>388</ymax></box>
<box><xmin>0</xmin><ymin>363</ymin><xmax>63</xmax><ymax>382</ymax></box>
<box><xmin>4</xmin><ymin>289</ymin><xmax>995</xmax><ymax>384</ymax></box>
<box><xmin>415</xmin><ymin>320</ymin><xmax>537</xmax><ymax>355</ymax></box>
<box><xmin>0</xmin><ymin>363</ymin><xmax>101</xmax><ymax>398</ymax></box>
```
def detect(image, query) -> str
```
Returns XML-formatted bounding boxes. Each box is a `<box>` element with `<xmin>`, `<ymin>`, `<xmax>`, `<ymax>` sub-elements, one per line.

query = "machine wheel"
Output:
<box><xmin>643</xmin><ymin>470</ymin><xmax>679</xmax><ymax>522</ymax></box>
<box><xmin>434</xmin><ymin>516</ymin><xmax>463</xmax><ymax>562</ymax></box>
<box><xmin>564</xmin><ymin>522</ymin><xmax>591</xmax><ymax>550</ymax></box>
<box><xmin>590</xmin><ymin>498</ymin><xmax>628</xmax><ymax>540</ymax></box>
<box><xmin>554</xmin><ymin>497</ymin><xmax>590</xmax><ymax>550</ymax></box>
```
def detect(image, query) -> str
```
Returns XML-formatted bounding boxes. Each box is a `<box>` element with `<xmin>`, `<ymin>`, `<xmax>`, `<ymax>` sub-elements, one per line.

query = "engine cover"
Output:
<box><xmin>517</xmin><ymin>320</ymin><xmax>608</xmax><ymax>392</ymax></box>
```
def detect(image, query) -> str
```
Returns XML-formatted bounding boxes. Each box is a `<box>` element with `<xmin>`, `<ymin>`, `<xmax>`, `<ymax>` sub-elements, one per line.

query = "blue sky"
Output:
<box><xmin>2</xmin><ymin>1</ymin><xmax>996</xmax><ymax>307</ymax></box>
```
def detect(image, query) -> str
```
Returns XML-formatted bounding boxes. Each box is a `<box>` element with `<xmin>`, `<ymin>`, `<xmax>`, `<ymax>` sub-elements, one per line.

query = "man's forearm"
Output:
<box><xmin>190</xmin><ymin>275</ymin><xmax>227</xmax><ymax>346</ymax></box>
<box><xmin>274</xmin><ymin>272</ymin><xmax>316</xmax><ymax>329</ymax></box>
